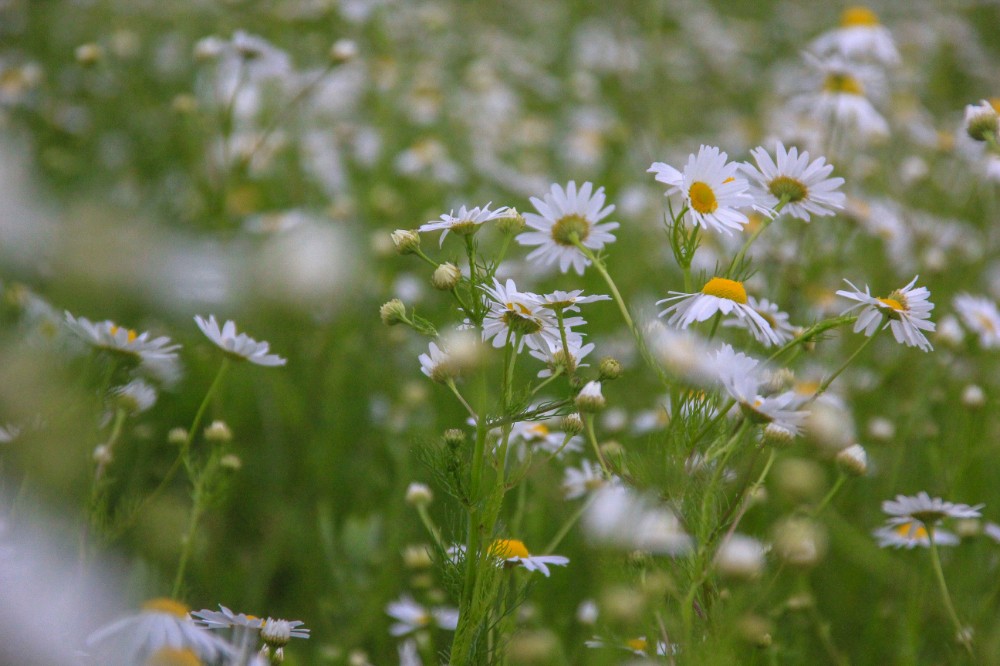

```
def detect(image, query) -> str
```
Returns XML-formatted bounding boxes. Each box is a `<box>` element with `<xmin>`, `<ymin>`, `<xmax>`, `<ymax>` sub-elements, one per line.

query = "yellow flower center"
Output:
<box><xmin>768</xmin><ymin>176</ymin><xmax>809</xmax><ymax>203</ymax></box>
<box><xmin>976</xmin><ymin>313</ymin><xmax>997</xmax><ymax>334</ymax></box>
<box><xmin>823</xmin><ymin>73</ymin><xmax>865</xmax><ymax>96</ymax></box>
<box><xmin>701</xmin><ymin>277</ymin><xmax>748</xmax><ymax>304</ymax></box>
<box><xmin>490</xmin><ymin>538</ymin><xmax>530</xmax><ymax>559</ymax></box>
<box><xmin>501</xmin><ymin>302</ymin><xmax>543</xmax><ymax>336</ymax></box>
<box><xmin>110</xmin><ymin>325</ymin><xmax>138</xmax><ymax>342</ymax></box>
<box><xmin>449</xmin><ymin>220</ymin><xmax>479</xmax><ymax>236</ymax></box>
<box><xmin>688</xmin><ymin>181</ymin><xmax>718</xmax><ymax>214</ymax></box>
<box><xmin>877</xmin><ymin>298</ymin><xmax>903</xmax><ymax>311</ymax></box>
<box><xmin>990</xmin><ymin>98</ymin><xmax>1000</xmax><ymax>114</ymax></box>
<box><xmin>527</xmin><ymin>423</ymin><xmax>550</xmax><ymax>439</ymax></box>
<box><xmin>626</xmin><ymin>637</ymin><xmax>649</xmax><ymax>651</ymax></box>
<box><xmin>841</xmin><ymin>6</ymin><xmax>880</xmax><ymax>27</ymax></box>
<box><xmin>550</xmin><ymin>214</ymin><xmax>591</xmax><ymax>246</ymax></box>
<box><xmin>895</xmin><ymin>521</ymin><xmax>928</xmax><ymax>540</ymax></box>
<box><xmin>141</xmin><ymin>598</ymin><xmax>191</xmax><ymax>617</ymax></box>
<box><xmin>145</xmin><ymin>649</ymin><xmax>202</xmax><ymax>666</ymax></box>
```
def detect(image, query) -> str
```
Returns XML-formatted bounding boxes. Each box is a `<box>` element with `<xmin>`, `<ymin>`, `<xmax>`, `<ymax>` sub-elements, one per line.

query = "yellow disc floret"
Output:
<box><xmin>110</xmin><ymin>325</ymin><xmax>139</xmax><ymax>342</ymax></box>
<box><xmin>823</xmin><ymin>73</ymin><xmax>865</xmax><ymax>96</ymax></box>
<box><xmin>688</xmin><ymin>182</ymin><xmax>718</xmax><ymax>214</ymax></box>
<box><xmin>490</xmin><ymin>538</ymin><xmax>530</xmax><ymax>559</ymax></box>
<box><xmin>550</xmin><ymin>214</ymin><xmax>591</xmax><ymax>246</ymax></box>
<box><xmin>701</xmin><ymin>277</ymin><xmax>748</xmax><ymax>304</ymax></box>
<box><xmin>896</xmin><ymin>521</ymin><xmax>928</xmax><ymax>541</ymax></box>
<box><xmin>145</xmin><ymin>649</ymin><xmax>202</xmax><ymax>666</ymax></box>
<box><xmin>626</xmin><ymin>637</ymin><xmax>649</xmax><ymax>652</ymax></box>
<box><xmin>841</xmin><ymin>6</ymin><xmax>880</xmax><ymax>27</ymax></box>
<box><xmin>141</xmin><ymin>597</ymin><xmax>191</xmax><ymax>617</ymax></box>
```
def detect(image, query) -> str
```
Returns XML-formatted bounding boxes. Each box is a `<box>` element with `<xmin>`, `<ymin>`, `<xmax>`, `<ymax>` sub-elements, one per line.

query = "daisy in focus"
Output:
<box><xmin>835</xmin><ymin>276</ymin><xmax>936</xmax><ymax>352</ymax></box>
<box><xmin>489</xmin><ymin>538</ymin><xmax>569</xmax><ymax>577</ymax></box>
<box><xmin>741</xmin><ymin>142</ymin><xmax>845</xmax><ymax>221</ymax></box>
<box><xmin>809</xmin><ymin>6</ymin><xmax>900</xmax><ymax>65</ymax></box>
<box><xmin>953</xmin><ymin>293</ymin><xmax>1000</xmax><ymax>348</ymax></box>
<box><xmin>648</xmin><ymin>145</ymin><xmax>754</xmax><ymax>235</ymax></box>
<box><xmin>194</xmin><ymin>314</ymin><xmax>287</xmax><ymax>366</ymax></box>
<box><xmin>481</xmin><ymin>278</ymin><xmax>564</xmax><ymax>352</ymax></box>
<box><xmin>418</xmin><ymin>202</ymin><xmax>510</xmax><ymax>246</ymax></box>
<box><xmin>658</xmin><ymin>277</ymin><xmax>784</xmax><ymax>346</ymax></box>
<box><xmin>516</xmin><ymin>181</ymin><xmax>619</xmax><ymax>275</ymax></box>
<box><xmin>385</xmin><ymin>595</ymin><xmax>459</xmax><ymax>636</ymax></box>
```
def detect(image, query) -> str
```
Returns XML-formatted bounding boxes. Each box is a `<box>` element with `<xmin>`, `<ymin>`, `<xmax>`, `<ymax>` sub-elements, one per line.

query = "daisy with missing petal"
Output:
<box><xmin>489</xmin><ymin>538</ymin><xmax>569</xmax><ymax>577</ymax></box>
<box><xmin>516</xmin><ymin>181</ymin><xmax>619</xmax><ymax>275</ymax></box>
<box><xmin>385</xmin><ymin>595</ymin><xmax>459</xmax><ymax>636</ymax></box>
<box><xmin>418</xmin><ymin>203</ymin><xmax>510</xmax><ymax>247</ymax></box>
<box><xmin>742</xmin><ymin>142</ymin><xmax>845</xmax><ymax>221</ymax></box>
<box><xmin>481</xmin><ymin>278</ymin><xmax>561</xmax><ymax>352</ymax></box>
<box><xmin>835</xmin><ymin>276</ymin><xmax>935</xmax><ymax>352</ymax></box>
<box><xmin>658</xmin><ymin>277</ymin><xmax>783</xmax><ymax>346</ymax></box>
<box><xmin>194</xmin><ymin>315</ymin><xmax>286</xmax><ymax>366</ymax></box>
<box><xmin>722</xmin><ymin>296</ymin><xmax>798</xmax><ymax>346</ymax></box>
<box><xmin>953</xmin><ymin>294</ymin><xmax>1000</xmax><ymax>348</ymax></box>
<box><xmin>648</xmin><ymin>145</ymin><xmax>754</xmax><ymax>235</ymax></box>
<box><xmin>874</xmin><ymin>521</ymin><xmax>959</xmax><ymax>549</ymax></box>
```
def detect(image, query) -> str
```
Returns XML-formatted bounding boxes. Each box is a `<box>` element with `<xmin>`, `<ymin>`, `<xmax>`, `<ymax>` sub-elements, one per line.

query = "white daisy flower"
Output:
<box><xmin>112</xmin><ymin>378</ymin><xmax>157</xmax><ymax>414</ymax></box>
<box><xmin>953</xmin><ymin>294</ymin><xmax>1000</xmax><ymax>348</ymax></box>
<box><xmin>418</xmin><ymin>341</ymin><xmax>456</xmax><ymax>383</ymax></box>
<box><xmin>516</xmin><ymin>181</ymin><xmax>619</xmax><ymax>275</ymax></box>
<box><xmin>194</xmin><ymin>315</ymin><xmax>286</xmax><ymax>366</ymax></box>
<box><xmin>539</xmin><ymin>289</ymin><xmax>612</xmax><ymax>311</ymax></box>
<box><xmin>585</xmin><ymin>635</ymin><xmax>675</xmax><ymax>656</ymax></box>
<box><xmin>191</xmin><ymin>605</ymin><xmax>263</xmax><ymax>630</ymax></box>
<box><xmin>86</xmin><ymin>598</ymin><xmax>235</xmax><ymax>664</ymax></box>
<box><xmin>882</xmin><ymin>491</ymin><xmax>983</xmax><ymax>525</ymax></box>
<box><xmin>584</xmin><ymin>485</ymin><xmax>693</xmax><ymax>555</ymax></box>
<box><xmin>528</xmin><ymin>337</ymin><xmax>595</xmax><ymax>378</ymax></box>
<box><xmin>481</xmin><ymin>278</ymin><xmax>561</xmax><ymax>352</ymax></box>
<box><xmin>835</xmin><ymin>276</ymin><xmax>936</xmax><ymax>352</ymax></box>
<box><xmin>489</xmin><ymin>538</ymin><xmax>569</xmax><ymax>577</ymax></box>
<box><xmin>418</xmin><ymin>203</ymin><xmax>510</xmax><ymax>247</ymax></box>
<box><xmin>508</xmin><ymin>420</ymin><xmax>582</xmax><ymax>459</ymax></box>
<box><xmin>742</xmin><ymin>142</ymin><xmax>845</xmax><ymax>221</ymax></box>
<box><xmin>799</xmin><ymin>55</ymin><xmax>888</xmax><ymax>140</ymax></box>
<box><xmin>657</xmin><ymin>277</ymin><xmax>783</xmax><ymax>346</ymax></box>
<box><xmin>562</xmin><ymin>460</ymin><xmax>611</xmax><ymax>500</ymax></box>
<box><xmin>873</xmin><ymin>520</ymin><xmax>959</xmax><ymax>549</ymax></box>
<box><xmin>65</xmin><ymin>312</ymin><xmax>181</xmax><ymax>382</ymax></box>
<box><xmin>713</xmin><ymin>344</ymin><xmax>809</xmax><ymax>435</ymax></box>
<box><xmin>810</xmin><ymin>6</ymin><xmax>900</xmax><ymax>65</ymax></box>
<box><xmin>722</xmin><ymin>296</ymin><xmax>798</xmax><ymax>346</ymax></box>
<box><xmin>0</xmin><ymin>423</ymin><xmax>20</xmax><ymax>443</ymax></box>
<box><xmin>644</xmin><ymin>322</ymin><xmax>719</xmax><ymax>386</ymax></box>
<box><xmin>385</xmin><ymin>595</ymin><xmax>458</xmax><ymax>636</ymax></box>
<box><xmin>648</xmin><ymin>145</ymin><xmax>754</xmax><ymax>235</ymax></box>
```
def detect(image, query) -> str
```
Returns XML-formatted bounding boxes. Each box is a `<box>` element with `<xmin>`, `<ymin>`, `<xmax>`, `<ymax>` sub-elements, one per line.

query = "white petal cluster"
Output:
<box><xmin>194</xmin><ymin>315</ymin><xmax>287</xmax><ymax>366</ymax></box>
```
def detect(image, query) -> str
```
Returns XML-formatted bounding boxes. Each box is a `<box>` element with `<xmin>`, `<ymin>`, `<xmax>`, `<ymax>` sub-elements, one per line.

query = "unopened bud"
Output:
<box><xmin>575</xmin><ymin>381</ymin><xmax>606</xmax><ymax>412</ymax></box>
<box><xmin>75</xmin><ymin>43</ymin><xmax>104</xmax><ymax>66</ymax></box>
<box><xmin>168</xmin><ymin>427</ymin><xmax>188</xmax><ymax>446</ymax></box>
<box><xmin>763</xmin><ymin>423</ymin><xmax>795</xmax><ymax>447</ymax></box>
<box><xmin>402</xmin><ymin>544</ymin><xmax>434</xmax><ymax>569</ymax></box>
<box><xmin>965</xmin><ymin>100</ymin><xmax>999</xmax><ymax>142</ymax></box>
<box><xmin>598</xmin><ymin>357</ymin><xmax>623</xmax><ymax>381</ymax></box>
<box><xmin>714</xmin><ymin>534</ymin><xmax>766</xmax><ymax>580</ymax></box>
<box><xmin>772</xmin><ymin>517</ymin><xmax>827</xmax><ymax>569</ymax></box>
<box><xmin>561</xmin><ymin>413</ymin><xmax>584</xmax><ymax>434</ymax></box>
<box><xmin>328</xmin><ymin>39</ymin><xmax>358</xmax><ymax>63</ymax></box>
<box><xmin>431</xmin><ymin>262</ymin><xmax>461</xmax><ymax>290</ymax></box>
<box><xmin>380</xmin><ymin>299</ymin><xmax>407</xmax><ymax>326</ymax></box>
<box><xmin>961</xmin><ymin>384</ymin><xmax>985</xmax><ymax>408</ymax></box>
<box><xmin>220</xmin><ymin>454</ymin><xmax>243</xmax><ymax>471</ymax></box>
<box><xmin>391</xmin><ymin>229</ymin><xmax>421</xmax><ymax>255</ymax></box>
<box><xmin>204</xmin><ymin>420</ymin><xmax>232</xmax><ymax>443</ymax></box>
<box><xmin>405</xmin><ymin>482</ymin><xmax>433</xmax><ymax>507</ymax></box>
<box><xmin>836</xmin><ymin>443</ymin><xmax>868</xmax><ymax>476</ymax></box>
<box><xmin>93</xmin><ymin>444</ymin><xmax>113</xmax><ymax>465</ymax></box>
<box><xmin>443</xmin><ymin>428</ymin><xmax>466</xmax><ymax>447</ymax></box>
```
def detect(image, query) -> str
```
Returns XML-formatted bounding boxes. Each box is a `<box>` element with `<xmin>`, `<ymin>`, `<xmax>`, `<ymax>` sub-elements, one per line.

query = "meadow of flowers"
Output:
<box><xmin>2</xmin><ymin>1</ymin><xmax>1000</xmax><ymax>664</ymax></box>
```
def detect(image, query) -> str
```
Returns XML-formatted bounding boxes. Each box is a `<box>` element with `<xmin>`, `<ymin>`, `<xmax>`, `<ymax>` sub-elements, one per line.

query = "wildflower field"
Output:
<box><xmin>3</xmin><ymin>1</ymin><xmax>1000</xmax><ymax>664</ymax></box>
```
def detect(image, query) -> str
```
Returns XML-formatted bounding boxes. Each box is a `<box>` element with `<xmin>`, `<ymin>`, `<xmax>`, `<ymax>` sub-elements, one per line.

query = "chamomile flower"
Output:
<box><xmin>65</xmin><ymin>312</ymin><xmax>181</xmax><ymax>382</ymax></box>
<box><xmin>810</xmin><ymin>6</ymin><xmax>900</xmax><ymax>65</ymax></box>
<box><xmin>873</xmin><ymin>521</ymin><xmax>959</xmax><ymax>549</ymax></box>
<box><xmin>86</xmin><ymin>598</ymin><xmax>235</xmax><ymax>665</ymax></box>
<box><xmin>585</xmin><ymin>636</ymin><xmax>674</xmax><ymax>657</ymax></box>
<box><xmin>797</xmin><ymin>55</ymin><xmax>888</xmax><ymax>140</ymax></box>
<box><xmin>584</xmin><ymin>485</ymin><xmax>693</xmax><ymax>555</ymax></box>
<box><xmin>418</xmin><ymin>203</ymin><xmax>509</xmax><ymax>246</ymax></box>
<box><xmin>539</xmin><ymin>289</ymin><xmax>611</xmax><ymax>311</ymax></box>
<box><xmin>481</xmin><ymin>278</ymin><xmax>562</xmax><ymax>352</ymax></box>
<box><xmin>964</xmin><ymin>99</ymin><xmax>999</xmax><ymax>143</ymax></box>
<box><xmin>508</xmin><ymin>420</ymin><xmax>582</xmax><ymax>458</ymax></box>
<box><xmin>953</xmin><ymin>294</ymin><xmax>1000</xmax><ymax>348</ymax></box>
<box><xmin>385</xmin><ymin>595</ymin><xmax>458</xmax><ymax>636</ymax></box>
<box><xmin>516</xmin><ymin>181</ymin><xmax>619</xmax><ymax>275</ymax></box>
<box><xmin>259</xmin><ymin>617</ymin><xmax>309</xmax><ymax>662</ymax></box>
<box><xmin>658</xmin><ymin>277</ymin><xmax>783</xmax><ymax>346</ymax></box>
<box><xmin>562</xmin><ymin>460</ymin><xmax>611</xmax><ymax>500</ymax></box>
<box><xmin>722</xmin><ymin>296</ymin><xmax>798</xmax><ymax>346</ymax></box>
<box><xmin>713</xmin><ymin>344</ymin><xmax>809</xmax><ymax>435</ymax></box>
<box><xmin>418</xmin><ymin>341</ymin><xmax>456</xmax><ymax>383</ymax></box>
<box><xmin>194</xmin><ymin>315</ymin><xmax>286</xmax><ymax>366</ymax></box>
<box><xmin>882</xmin><ymin>492</ymin><xmax>983</xmax><ymax>525</ymax></box>
<box><xmin>836</xmin><ymin>276</ymin><xmax>935</xmax><ymax>352</ymax></box>
<box><xmin>528</xmin><ymin>337</ymin><xmax>595</xmax><ymax>378</ymax></box>
<box><xmin>742</xmin><ymin>142</ymin><xmax>845</xmax><ymax>221</ymax></box>
<box><xmin>649</xmin><ymin>145</ymin><xmax>754</xmax><ymax>235</ymax></box>
<box><xmin>489</xmin><ymin>539</ymin><xmax>569</xmax><ymax>577</ymax></box>
<box><xmin>190</xmin><ymin>605</ymin><xmax>263</xmax><ymax>630</ymax></box>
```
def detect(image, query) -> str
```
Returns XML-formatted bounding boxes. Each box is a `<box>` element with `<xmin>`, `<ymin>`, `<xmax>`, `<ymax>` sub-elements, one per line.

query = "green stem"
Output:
<box><xmin>446</xmin><ymin>379</ymin><xmax>477</xmax><ymax>420</ymax></box>
<box><xmin>571</xmin><ymin>240</ymin><xmax>635</xmax><ymax>333</ymax></box>
<box><xmin>928</xmin><ymin>527</ymin><xmax>974</xmax><ymax>657</ymax></box>
<box><xmin>584</xmin><ymin>414</ymin><xmax>612</xmax><ymax>478</ymax></box>
<box><xmin>725</xmin><ymin>198</ymin><xmax>788</xmax><ymax>278</ymax></box>
<box><xmin>811</xmin><ymin>473</ymin><xmax>847</xmax><ymax>516</ymax></box>
<box><xmin>810</xmin><ymin>323</ymin><xmax>881</xmax><ymax>401</ymax></box>
<box><xmin>543</xmin><ymin>494</ymin><xmax>596</xmax><ymax>554</ymax></box>
<box><xmin>765</xmin><ymin>315</ymin><xmax>857</xmax><ymax>366</ymax></box>
<box><xmin>171</xmin><ymin>461</ymin><xmax>212</xmax><ymax>599</ymax></box>
<box><xmin>416</xmin><ymin>504</ymin><xmax>446</xmax><ymax>552</ymax></box>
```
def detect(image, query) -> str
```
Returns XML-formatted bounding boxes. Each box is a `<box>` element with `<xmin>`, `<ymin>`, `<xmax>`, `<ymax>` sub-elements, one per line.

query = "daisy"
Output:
<box><xmin>489</xmin><ymin>538</ymin><xmax>569</xmax><ymax>577</ymax></box>
<box><xmin>953</xmin><ymin>294</ymin><xmax>1000</xmax><ymax>348</ymax></box>
<box><xmin>539</xmin><ymin>289</ymin><xmax>611</xmax><ymax>311</ymax></box>
<box><xmin>508</xmin><ymin>420</ymin><xmax>582</xmax><ymax>458</ymax></box>
<box><xmin>528</xmin><ymin>337</ymin><xmax>595</xmax><ymax>378</ymax></box>
<box><xmin>562</xmin><ymin>460</ymin><xmax>611</xmax><ymax>499</ymax></box>
<box><xmin>418</xmin><ymin>203</ymin><xmax>510</xmax><ymax>247</ymax></box>
<box><xmin>742</xmin><ymin>142</ymin><xmax>845</xmax><ymax>221</ymax></box>
<box><xmin>259</xmin><ymin>617</ymin><xmax>309</xmax><ymax>662</ymax></box>
<box><xmin>648</xmin><ymin>145</ymin><xmax>754</xmax><ymax>235</ymax></box>
<box><xmin>86</xmin><ymin>598</ymin><xmax>235</xmax><ymax>664</ymax></box>
<box><xmin>810</xmin><ymin>6</ymin><xmax>900</xmax><ymax>65</ymax></box>
<box><xmin>65</xmin><ymin>312</ymin><xmax>181</xmax><ymax>382</ymax></box>
<box><xmin>516</xmin><ymin>181</ymin><xmax>619</xmax><ymax>275</ymax></box>
<box><xmin>418</xmin><ymin>340</ymin><xmax>456</xmax><ymax>383</ymax></box>
<box><xmin>190</xmin><ymin>605</ymin><xmax>263</xmax><ymax>630</ymax></box>
<box><xmin>803</xmin><ymin>55</ymin><xmax>888</xmax><ymax>140</ymax></box>
<box><xmin>964</xmin><ymin>99</ymin><xmax>999</xmax><ymax>143</ymax></box>
<box><xmin>658</xmin><ymin>277</ymin><xmax>783</xmax><ymax>346</ymax></box>
<box><xmin>882</xmin><ymin>492</ymin><xmax>983</xmax><ymax>525</ymax></box>
<box><xmin>713</xmin><ymin>344</ymin><xmax>809</xmax><ymax>435</ymax></box>
<box><xmin>722</xmin><ymin>295</ymin><xmax>798</xmax><ymax>346</ymax></box>
<box><xmin>873</xmin><ymin>520</ymin><xmax>959</xmax><ymax>549</ymax></box>
<box><xmin>112</xmin><ymin>378</ymin><xmax>158</xmax><ymax>414</ymax></box>
<box><xmin>194</xmin><ymin>315</ymin><xmax>286</xmax><ymax>366</ymax></box>
<box><xmin>835</xmin><ymin>276</ymin><xmax>936</xmax><ymax>352</ymax></box>
<box><xmin>481</xmin><ymin>278</ymin><xmax>561</xmax><ymax>352</ymax></box>
<box><xmin>584</xmin><ymin>485</ymin><xmax>693</xmax><ymax>555</ymax></box>
<box><xmin>385</xmin><ymin>595</ymin><xmax>459</xmax><ymax>636</ymax></box>
<box><xmin>585</xmin><ymin>635</ymin><xmax>675</xmax><ymax>657</ymax></box>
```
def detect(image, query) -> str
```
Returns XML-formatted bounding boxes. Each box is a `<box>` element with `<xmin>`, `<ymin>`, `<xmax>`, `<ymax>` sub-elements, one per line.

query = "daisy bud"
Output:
<box><xmin>772</xmin><ymin>517</ymin><xmax>827</xmax><ymax>569</ymax></box>
<box><xmin>866</xmin><ymin>417</ymin><xmax>895</xmax><ymax>441</ymax></box>
<box><xmin>762</xmin><ymin>423</ymin><xmax>796</xmax><ymax>447</ymax></box>
<box><xmin>954</xmin><ymin>518</ymin><xmax>981</xmax><ymax>538</ymax></box>
<box><xmin>431</xmin><ymin>262</ymin><xmax>461</xmax><ymax>291</ymax></box>
<box><xmin>93</xmin><ymin>444</ymin><xmax>113</xmax><ymax>465</ymax></box>
<box><xmin>75</xmin><ymin>43</ymin><xmax>104</xmax><ymax>66</ymax></box>
<box><xmin>391</xmin><ymin>229</ymin><xmax>421</xmax><ymax>255</ymax></box>
<box><xmin>575</xmin><ymin>381</ymin><xmax>606</xmax><ymax>412</ymax></box>
<box><xmin>836</xmin><ymin>444</ymin><xmax>868</xmax><ymax>476</ymax></box>
<box><xmin>380</xmin><ymin>299</ymin><xmax>407</xmax><ymax>326</ymax></box>
<box><xmin>561</xmin><ymin>413</ymin><xmax>585</xmax><ymax>434</ymax></box>
<box><xmin>965</xmin><ymin>100</ymin><xmax>999</xmax><ymax>142</ymax></box>
<box><xmin>402</xmin><ymin>544</ymin><xmax>434</xmax><ymax>569</ymax></box>
<box><xmin>600</xmin><ymin>440</ymin><xmax>623</xmax><ymax>460</ymax></box>
<box><xmin>576</xmin><ymin>599</ymin><xmax>599</xmax><ymax>625</ymax></box>
<box><xmin>961</xmin><ymin>384</ymin><xmax>985</xmax><ymax>408</ymax></box>
<box><xmin>328</xmin><ymin>38</ymin><xmax>358</xmax><ymax>63</ymax></box>
<box><xmin>220</xmin><ymin>453</ymin><xmax>242</xmax><ymax>471</ymax></box>
<box><xmin>204</xmin><ymin>420</ymin><xmax>232</xmax><ymax>443</ymax></box>
<box><xmin>442</xmin><ymin>428</ymin><xmax>466</xmax><ymax>448</ymax></box>
<box><xmin>496</xmin><ymin>207</ymin><xmax>526</xmax><ymax>235</ymax></box>
<box><xmin>167</xmin><ymin>427</ymin><xmax>188</xmax><ymax>446</ymax></box>
<box><xmin>714</xmin><ymin>534</ymin><xmax>766</xmax><ymax>580</ymax></box>
<box><xmin>598</xmin><ymin>357</ymin><xmax>623</xmax><ymax>381</ymax></box>
<box><xmin>405</xmin><ymin>482</ymin><xmax>433</xmax><ymax>507</ymax></box>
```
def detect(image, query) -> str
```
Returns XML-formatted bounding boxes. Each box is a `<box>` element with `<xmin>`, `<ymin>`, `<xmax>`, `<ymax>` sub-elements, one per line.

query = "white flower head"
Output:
<box><xmin>481</xmin><ymin>278</ymin><xmax>561</xmax><ymax>352</ymax></box>
<box><xmin>713</xmin><ymin>344</ymin><xmax>808</xmax><ymax>435</ymax></box>
<box><xmin>418</xmin><ymin>341</ymin><xmax>456</xmax><ymax>383</ymax></box>
<box><xmin>260</xmin><ymin>617</ymin><xmax>310</xmax><ymax>647</ymax></box>
<box><xmin>385</xmin><ymin>595</ymin><xmax>459</xmax><ymax>636</ymax></box>
<box><xmin>809</xmin><ymin>7</ymin><xmax>900</xmax><ymax>65</ymax></box>
<box><xmin>584</xmin><ymin>485</ymin><xmax>693</xmax><ymax>555</ymax></box>
<box><xmin>418</xmin><ymin>203</ymin><xmax>509</xmax><ymax>247</ymax></box>
<box><xmin>539</xmin><ymin>289</ymin><xmax>611</xmax><ymax>312</ymax></box>
<box><xmin>953</xmin><ymin>294</ymin><xmax>1000</xmax><ymax>348</ymax></box>
<box><xmin>658</xmin><ymin>277</ymin><xmax>783</xmax><ymax>346</ymax></box>
<box><xmin>794</xmin><ymin>54</ymin><xmax>889</xmax><ymax>140</ymax></box>
<box><xmin>65</xmin><ymin>312</ymin><xmax>181</xmax><ymax>382</ymax></box>
<box><xmin>648</xmin><ymin>145</ymin><xmax>754</xmax><ymax>235</ymax></box>
<box><xmin>742</xmin><ymin>142</ymin><xmax>845</xmax><ymax>221</ymax></box>
<box><xmin>508</xmin><ymin>420</ymin><xmax>582</xmax><ymax>458</ymax></box>
<box><xmin>517</xmin><ymin>181</ymin><xmax>619</xmax><ymax>275</ymax></box>
<box><xmin>882</xmin><ymin>491</ymin><xmax>983</xmax><ymax>525</ymax></box>
<box><xmin>528</xmin><ymin>336</ymin><xmax>595</xmax><ymax>378</ymax></box>
<box><xmin>836</xmin><ymin>276</ymin><xmax>935</xmax><ymax>352</ymax></box>
<box><xmin>194</xmin><ymin>315</ymin><xmax>286</xmax><ymax>366</ymax></box>
<box><xmin>722</xmin><ymin>295</ymin><xmax>798</xmax><ymax>346</ymax></box>
<box><xmin>873</xmin><ymin>520</ymin><xmax>959</xmax><ymax>549</ymax></box>
<box><xmin>191</xmin><ymin>605</ymin><xmax>264</xmax><ymax>630</ymax></box>
<box><xmin>964</xmin><ymin>99</ymin><xmax>1000</xmax><ymax>143</ymax></box>
<box><xmin>112</xmin><ymin>379</ymin><xmax>158</xmax><ymax>414</ymax></box>
<box><xmin>489</xmin><ymin>538</ymin><xmax>569</xmax><ymax>577</ymax></box>
<box><xmin>562</xmin><ymin>460</ymin><xmax>611</xmax><ymax>500</ymax></box>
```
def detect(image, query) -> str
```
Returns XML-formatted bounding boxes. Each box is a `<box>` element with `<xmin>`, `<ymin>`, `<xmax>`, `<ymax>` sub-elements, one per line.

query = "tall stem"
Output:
<box><xmin>928</xmin><ymin>526</ymin><xmax>974</xmax><ymax>657</ymax></box>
